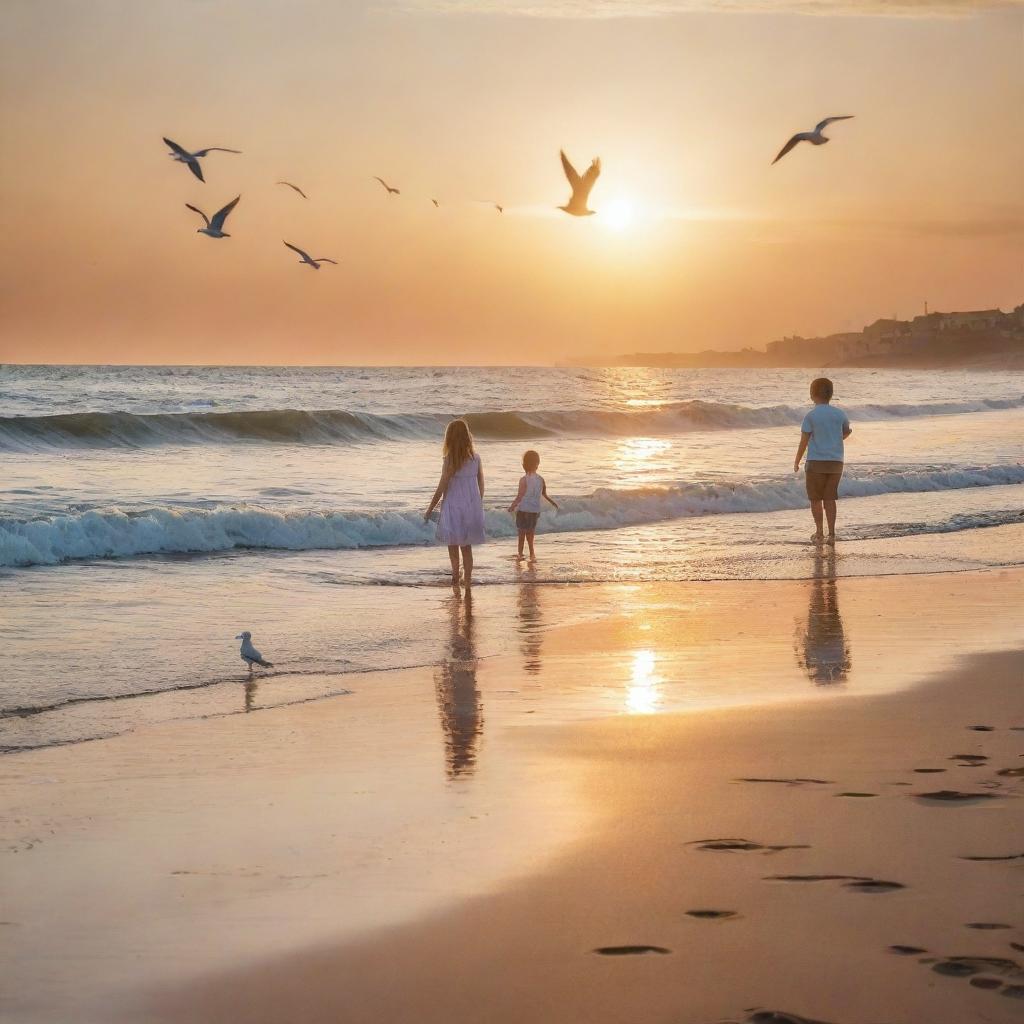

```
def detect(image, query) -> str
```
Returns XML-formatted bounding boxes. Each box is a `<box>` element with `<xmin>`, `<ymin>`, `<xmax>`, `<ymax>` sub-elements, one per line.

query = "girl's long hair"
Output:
<box><xmin>443</xmin><ymin>419</ymin><xmax>475</xmax><ymax>472</ymax></box>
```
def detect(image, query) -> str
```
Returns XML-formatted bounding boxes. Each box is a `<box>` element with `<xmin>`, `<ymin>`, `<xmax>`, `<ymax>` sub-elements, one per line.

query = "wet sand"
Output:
<box><xmin>2</xmin><ymin>570</ymin><xmax>1023</xmax><ymax>1024</ymax></box>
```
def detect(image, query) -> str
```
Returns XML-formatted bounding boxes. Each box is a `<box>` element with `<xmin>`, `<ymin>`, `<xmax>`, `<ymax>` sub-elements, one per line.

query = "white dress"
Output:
<box><xmin>436</xmin><ymin>454</ymin><xmax>486</xmax><ymax>546</ymax></box>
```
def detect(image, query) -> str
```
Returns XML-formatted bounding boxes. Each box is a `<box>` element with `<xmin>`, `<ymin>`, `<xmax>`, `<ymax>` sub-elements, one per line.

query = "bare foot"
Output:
<box><xmin>826</xmin><ymin>535</ymin><xmax>836</xmax><ymax>545</ymax></box>
<box><xmin>811</xmin><ymin>533</ymin><xmax>825</xmax><ymax>544</ymax></box>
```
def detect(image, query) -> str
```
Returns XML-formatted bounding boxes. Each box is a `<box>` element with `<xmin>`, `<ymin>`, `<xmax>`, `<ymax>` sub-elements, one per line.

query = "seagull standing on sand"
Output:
<box><xmin>186</xmin><ymin>196</ymin><xmax>241</xmax><ymax>238</ymax></box>
<box><xmin>772</xmin><ymin>116</ymin><xmax>855</xmax><ymax>165</ymax></box>
<box><xmin>277</xmin><ymin>181</ymin><xmax>308</xmax><ymax>199</ymax></box>
<box><xmin>559</xmin><ymin>150</ymin><xmax>601</xmax><ymax>217</ymax></box>
<box><xmin>374</xmin><ymin>176</ymin><xmax>400</xmax><ymax>195</ymax></box>
<box><xmin>163</xmin><ymin>137</ymin><xmax>241</xmax><ymax>182</ymax></box>
<box><xmin>236</xmin><ymin>631</ymin><xmax>273</xmax><ymax>677</ymax></box>
<box><xmin>283</xmin><ymin>240</ymin><xmax>338</xmax><ymax>269</ymax></box>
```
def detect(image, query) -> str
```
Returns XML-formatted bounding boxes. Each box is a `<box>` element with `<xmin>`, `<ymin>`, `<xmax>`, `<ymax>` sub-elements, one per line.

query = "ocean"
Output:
<box><xmin>2</xmin><ymin>364</ymin><xmax>1023</xmax><ymax>752</ymax></box>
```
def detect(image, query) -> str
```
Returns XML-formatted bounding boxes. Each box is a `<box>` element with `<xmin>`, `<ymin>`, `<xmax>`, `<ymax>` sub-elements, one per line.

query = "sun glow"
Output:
<box><xmin>601</xmin><ymin>197</ymin><xmax>636</xmax><ymax>232</ymax></box>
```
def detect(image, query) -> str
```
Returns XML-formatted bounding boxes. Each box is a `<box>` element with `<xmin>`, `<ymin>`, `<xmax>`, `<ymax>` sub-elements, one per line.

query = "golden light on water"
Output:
<box><xmin>626</xmin><ymin>648</ymin><xmax>662</xmax><ymax>714</ymax></box>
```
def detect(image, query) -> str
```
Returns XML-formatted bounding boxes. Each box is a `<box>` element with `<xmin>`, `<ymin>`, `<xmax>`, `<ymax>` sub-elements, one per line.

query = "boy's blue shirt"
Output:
<box><xmin>802</xmin><ymin>403</ymin><xmax>850</xmax><ymax>462</ymax></box>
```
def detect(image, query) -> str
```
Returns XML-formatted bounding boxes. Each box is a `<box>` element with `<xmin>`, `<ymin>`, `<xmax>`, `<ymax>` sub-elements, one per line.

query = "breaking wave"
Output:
<box><xmin>3</xmin><ymin>463</ymin><xmax>1022</xmax><ymax>568</ymax></box>
<box><xmin>1</xmin><ymin>395</ymin><xmax>1021</xmax><ymax>451</ymax></box>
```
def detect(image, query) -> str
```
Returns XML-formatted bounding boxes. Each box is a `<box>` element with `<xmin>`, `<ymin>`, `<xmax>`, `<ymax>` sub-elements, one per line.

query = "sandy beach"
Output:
<box><xmin>2</xmin><ymin>568</ymin><xmax>1022</xmax><ymax>1024</ymax></box>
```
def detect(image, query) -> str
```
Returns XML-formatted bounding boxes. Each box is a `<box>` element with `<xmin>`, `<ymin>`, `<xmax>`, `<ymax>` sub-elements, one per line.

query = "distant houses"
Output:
<box><xmin>765</xmin><ymin>304</ymin><xmax>1024</xmax><ymax>366</ymax></box>
<box><xmin>581</xmin><ymin>302</ymin><xmax>1023</xmax><ymax>369</ymax></box>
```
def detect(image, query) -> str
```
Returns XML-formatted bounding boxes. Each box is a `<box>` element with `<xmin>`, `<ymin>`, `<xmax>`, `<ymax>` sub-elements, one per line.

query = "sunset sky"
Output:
<box><xmin>1</xmin><ymin>0</ymin><xmax>1021</xmax><ymax>365</ymax></box>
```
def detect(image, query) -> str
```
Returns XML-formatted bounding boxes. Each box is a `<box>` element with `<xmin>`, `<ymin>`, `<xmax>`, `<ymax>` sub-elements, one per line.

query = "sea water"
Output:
<box><xmin>2</xmin><ymin>364</ymin><xmax>1022</xmax><ymax>750</ymax></box>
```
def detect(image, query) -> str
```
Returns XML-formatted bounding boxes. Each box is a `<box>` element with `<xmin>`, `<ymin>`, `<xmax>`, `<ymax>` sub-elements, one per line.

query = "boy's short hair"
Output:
<box><xmin>810</xmin><ymin>377</ymin><xmax>834</xmax><ymax>402</ymax></box>
<box><xmin>522</xmin><ymin>449</ymin><xmax>540</xmax><ymax>471</ymax></box>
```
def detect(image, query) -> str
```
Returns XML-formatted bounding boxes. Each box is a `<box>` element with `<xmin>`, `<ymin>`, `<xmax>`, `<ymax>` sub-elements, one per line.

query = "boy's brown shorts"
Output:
<box><xmin>515</xmin><ymin>511</ymin><xmax>540</xmax><ymax>531</ymax></box>
<box><xmin>805</xmin><ymin>460</ymin><xmax>844</xmax><ymax>501</ymax></box>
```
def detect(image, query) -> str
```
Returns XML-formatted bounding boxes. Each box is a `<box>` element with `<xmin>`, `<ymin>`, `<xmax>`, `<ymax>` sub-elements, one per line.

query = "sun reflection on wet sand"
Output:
<box><xmin>626</xmin><ymin>648</ymin><xmax>662</xmax><ymax>714</ymax></box>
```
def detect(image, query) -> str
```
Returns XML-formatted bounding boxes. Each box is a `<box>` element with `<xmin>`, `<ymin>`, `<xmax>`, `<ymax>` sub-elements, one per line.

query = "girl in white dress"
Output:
<box><xmin>425</xmin><ymin>419</ymin><xmax>486</xmax><ymax>592</ymax></box>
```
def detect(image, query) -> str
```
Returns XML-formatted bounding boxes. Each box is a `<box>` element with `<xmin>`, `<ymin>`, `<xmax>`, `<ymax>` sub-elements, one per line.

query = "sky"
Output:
<box><xmin>0</xmin><ymin>0</ymin><xmax>1021</xmax><ymax>365</ymax></box>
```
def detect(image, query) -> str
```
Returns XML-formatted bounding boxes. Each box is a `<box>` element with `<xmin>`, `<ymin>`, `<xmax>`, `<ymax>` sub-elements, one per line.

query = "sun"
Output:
<box><xmin>601</xmin><ymin>197</ymin><xmax>636</xmax><ymax>232</ymax></box>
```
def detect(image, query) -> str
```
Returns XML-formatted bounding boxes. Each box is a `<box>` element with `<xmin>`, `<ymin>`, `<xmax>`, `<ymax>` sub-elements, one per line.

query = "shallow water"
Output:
<box><xmin>2</xmin><ymin>364</ymin><xmax>1022</xmax><ymax>748</ymax></box>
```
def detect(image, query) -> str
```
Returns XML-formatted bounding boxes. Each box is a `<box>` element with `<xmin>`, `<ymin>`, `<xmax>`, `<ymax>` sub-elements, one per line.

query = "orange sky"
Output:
<box><xmin>1</xmin><ymin>0</ymin><xmax>1021</xmax><ymax>365</ymax></box>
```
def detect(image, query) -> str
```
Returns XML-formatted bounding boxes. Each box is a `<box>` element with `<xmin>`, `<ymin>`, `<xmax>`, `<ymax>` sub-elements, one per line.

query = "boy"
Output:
<box><xmin>794</xmin><ymin>377</ymin><xmax>851</xmax><ymax>545</ymax></box>
<box><xmin>508</xmin><ymin>449</ymin><xmax>558</xmax><ymax>559</ymax></box>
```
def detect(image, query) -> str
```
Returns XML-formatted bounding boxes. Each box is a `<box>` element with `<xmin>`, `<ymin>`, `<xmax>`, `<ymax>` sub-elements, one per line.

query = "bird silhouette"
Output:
<box><xmin>431</xmin><ymin>198</ymin><xmax>440</xmax><ymax>207</ymax></box>
<box><xmin>772</xmin><ymin>116</ymin><xmax>855</xmax><ymax>165</ymax></box>
<box><xmin>186</xmin><ymin>196</ymin><xmax>241</xmax><ymax>238</ymax></box>
<box><xmin>283</xmin><ymin>240</ymin><xmax>338</xmax><ymax>269</ymax></box>
<box><xmin>276</xmin><ymin>181</ymin><xmax>308</xmax><ymax>199</ymax></box>
<box><xmin>163</xmin><ymin>137</ymin><xmax>241</xmax><ymax>183</ymax></box>
<box><xmin>374</xmin><ymin>176</ymin><xmax>400</xmax><ymax>195</ymax></box>
<box><xmin>559</xmin><ymin>150</ymin><xmax>601</xmax><ymax>216</ymax></box>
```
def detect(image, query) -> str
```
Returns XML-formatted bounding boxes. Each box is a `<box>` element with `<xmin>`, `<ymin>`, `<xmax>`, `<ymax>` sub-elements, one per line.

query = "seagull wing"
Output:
<box><xmin>314</xmin><ymin>258</ymin><xmax>338</xmax><ymax>265</ymax></box>
<box><xmin>560</xmin><ymin>150</ymin><xmax>581</xmax><ymax>189</ymax></box>
<box><xmin>277</xmin><ymin>181</ymin><xmax>308</xmax><ymax>199</ymax></box>
<box><xmin>185</xmin><ymin>203</ymin><xmax>210</xmax><ymax>228</ymax></box>
<box><xmin>210</xmin><ymin>195</ymin><xmax>241</xmax><ymax>231</ymax></box>
<box><xmin>772</xmin><ymin>133</ymin><xmax>807</xmax><ymax>165</ymax></box>
<box><xmin>187</xmin><ymin>159</ymin><xmax>205</xmax><ymax>182</ymax></box>
<box><xmin>374</xmin><ymin>176</ymin><xmax>392</xmax><ymax>192</ymax></box>
<box><xmin>193</xmin><ymin>147</ymin><xmax>242</xmax><ymax>156</ymax></box>
<box><xmin>283</xmin><ymin>240</ymin><xmax>312</xmax><ymax>261</ymax></box>
<box><xmin>163</xmin><ymin>136</ymin><xmax>190</xmax><ymax>157</ymax></box>
<box><xmin>579</xmin><ymin>157</ymin><xmax>601</xmax><ymax>198</ymax></box>
<box><xmin>815</xmin><ymin>115</ymin><xmax>854</xmax><ymax>133</ymax></box>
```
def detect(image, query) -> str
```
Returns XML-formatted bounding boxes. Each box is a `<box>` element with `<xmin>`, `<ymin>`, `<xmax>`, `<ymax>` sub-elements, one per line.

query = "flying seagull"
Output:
<box><xmin>283</xmin><ymin>240</ymin><xmax>338</xmax><ymax>269</ymax></box>
<box><xmin>772</xmin><ymin>116</ymin><xmax>855</xmax><ymax>165</ymax></box>
<box><xmin>186</xmin><ymin>195</ymin><xmax>241</xmax><ymax>238</ymax></box>
<box><xmin>494</xmin><ymin>203</ymin><xmax>504</xmax><ymax>214</ymax></box>
<box><xmin>559</xmin><ymin>150</ymin><xmax>601</xmax><ymax>217</ymax></box>
<box><xmin>431</xmin><ymin>198</ymin><xmax>440</xmax><ymax>208</ymax></box>
<box><xmin>163</xmin><ymin>137</ymin><xmax>241</xmax><ymax>183</ymax></box>
<box><xmin>374</xmin><ymin>176</ymin><xmax>400</xmax><ymax>195</ymax></box>
<box><xmin>277</xmin><ymin>181</ymin><xmax>308</xmax><ymax>199</ymax></box>
<box><xmin>236</xmin><ymin>630</ymin><xmax>273</xmax><ymax>677</ymax></box>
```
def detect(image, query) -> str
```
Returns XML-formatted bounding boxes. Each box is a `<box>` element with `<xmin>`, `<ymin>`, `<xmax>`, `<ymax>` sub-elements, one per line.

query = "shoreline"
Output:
<box><xmin>2</xmin><ymin>570</ymin><xmax>1023</xmax><ymax>1023</ymax></box>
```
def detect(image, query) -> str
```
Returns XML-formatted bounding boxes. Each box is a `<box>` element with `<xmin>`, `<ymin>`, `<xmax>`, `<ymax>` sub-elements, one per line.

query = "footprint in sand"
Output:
<box><xmin>592</xmin><ymin>945</ymin><xmax>670</xmax><ymax>956</ymax></box>
<box><xmin>919</xmin><ymin>953</ymin><xmax>1024</xmax><ymax>1000</ymax></box>
<box><xmin>997</xmin><ymin>766</ymin><xmax>1024</xmax><ymax>777</ymax></box>
<box><xmin>736</xmin><ymin>777</ymin><xmax>833</xmax><ymax>786</ymax></box>
<box><xmin>836</xmin><ymin>792</ymin><xmax>877</xmax><ymax>798</ymax></box>
<box><xmin>740</xmin><ymin>1012</ymin><xmax>838</xmax><ymax>1024</ymax></box>
<box><xmin>686</xmin><ymin>909</ymin><xmax>738</xmax><ymax>920</ymax></box>
<box><xmin>960</xmin><ymin>852</ymin><xmax>1024</xmax><ymax>861</ymax></box>
<box><xmin>688</xmin><ymin>838</ymin><xmax>811</xmax><ymax>854</ymax></box>
<box><xmin>951</xmin><ymin>754</ymin><xmax>988</xmax><ymax>765</ymax></box>
<box><xmin>765</xmin><ymin>874</ymin><xmax>904</xmax><ymax>893</ymax></box>
<box><xmin>913</xmin><ymin>768</ymin><xmax>946</xmax><ymax>774</ymax></box>
<box><xmin>970</xmin><ymin>977</ymin><xmax>1004</xmax><ymax>989</ymax></box>
<box><xmin>967</xmin><ymin>923</ymin><xmax>1013</xmax><ymax>930</ymax></box>
<box><xmin>968</xmin><ymin>725</ymin><xmax>995</xmax><ymax>732</ymax></box>
<box><xmin>889</xmin><ymin>944</ymin><xmax>928</xmax><ymax>955</ymax></box>
<box><xmin>915</xmin><ymin>790</ymin><xmax>999</xmax><ymax>804</ymax></box>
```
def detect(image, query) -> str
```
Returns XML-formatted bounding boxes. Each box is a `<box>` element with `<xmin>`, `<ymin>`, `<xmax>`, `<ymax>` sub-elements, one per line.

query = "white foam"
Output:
<box><xmin>3</xmin><ymin>464</ymin><xmax>1023</xmax><ymax>568</ymax></box>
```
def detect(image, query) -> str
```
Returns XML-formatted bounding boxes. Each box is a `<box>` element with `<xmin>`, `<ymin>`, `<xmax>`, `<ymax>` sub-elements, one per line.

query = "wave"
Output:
<box><xmin>1</xmin><ymin>395</ymin><xmax>1021</xmax><ymax>450</ymax></box>
<box><xmin>3</xmin><ymin>464</ymin><xmax>1023</xmax><ymax>568</ymax></box>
